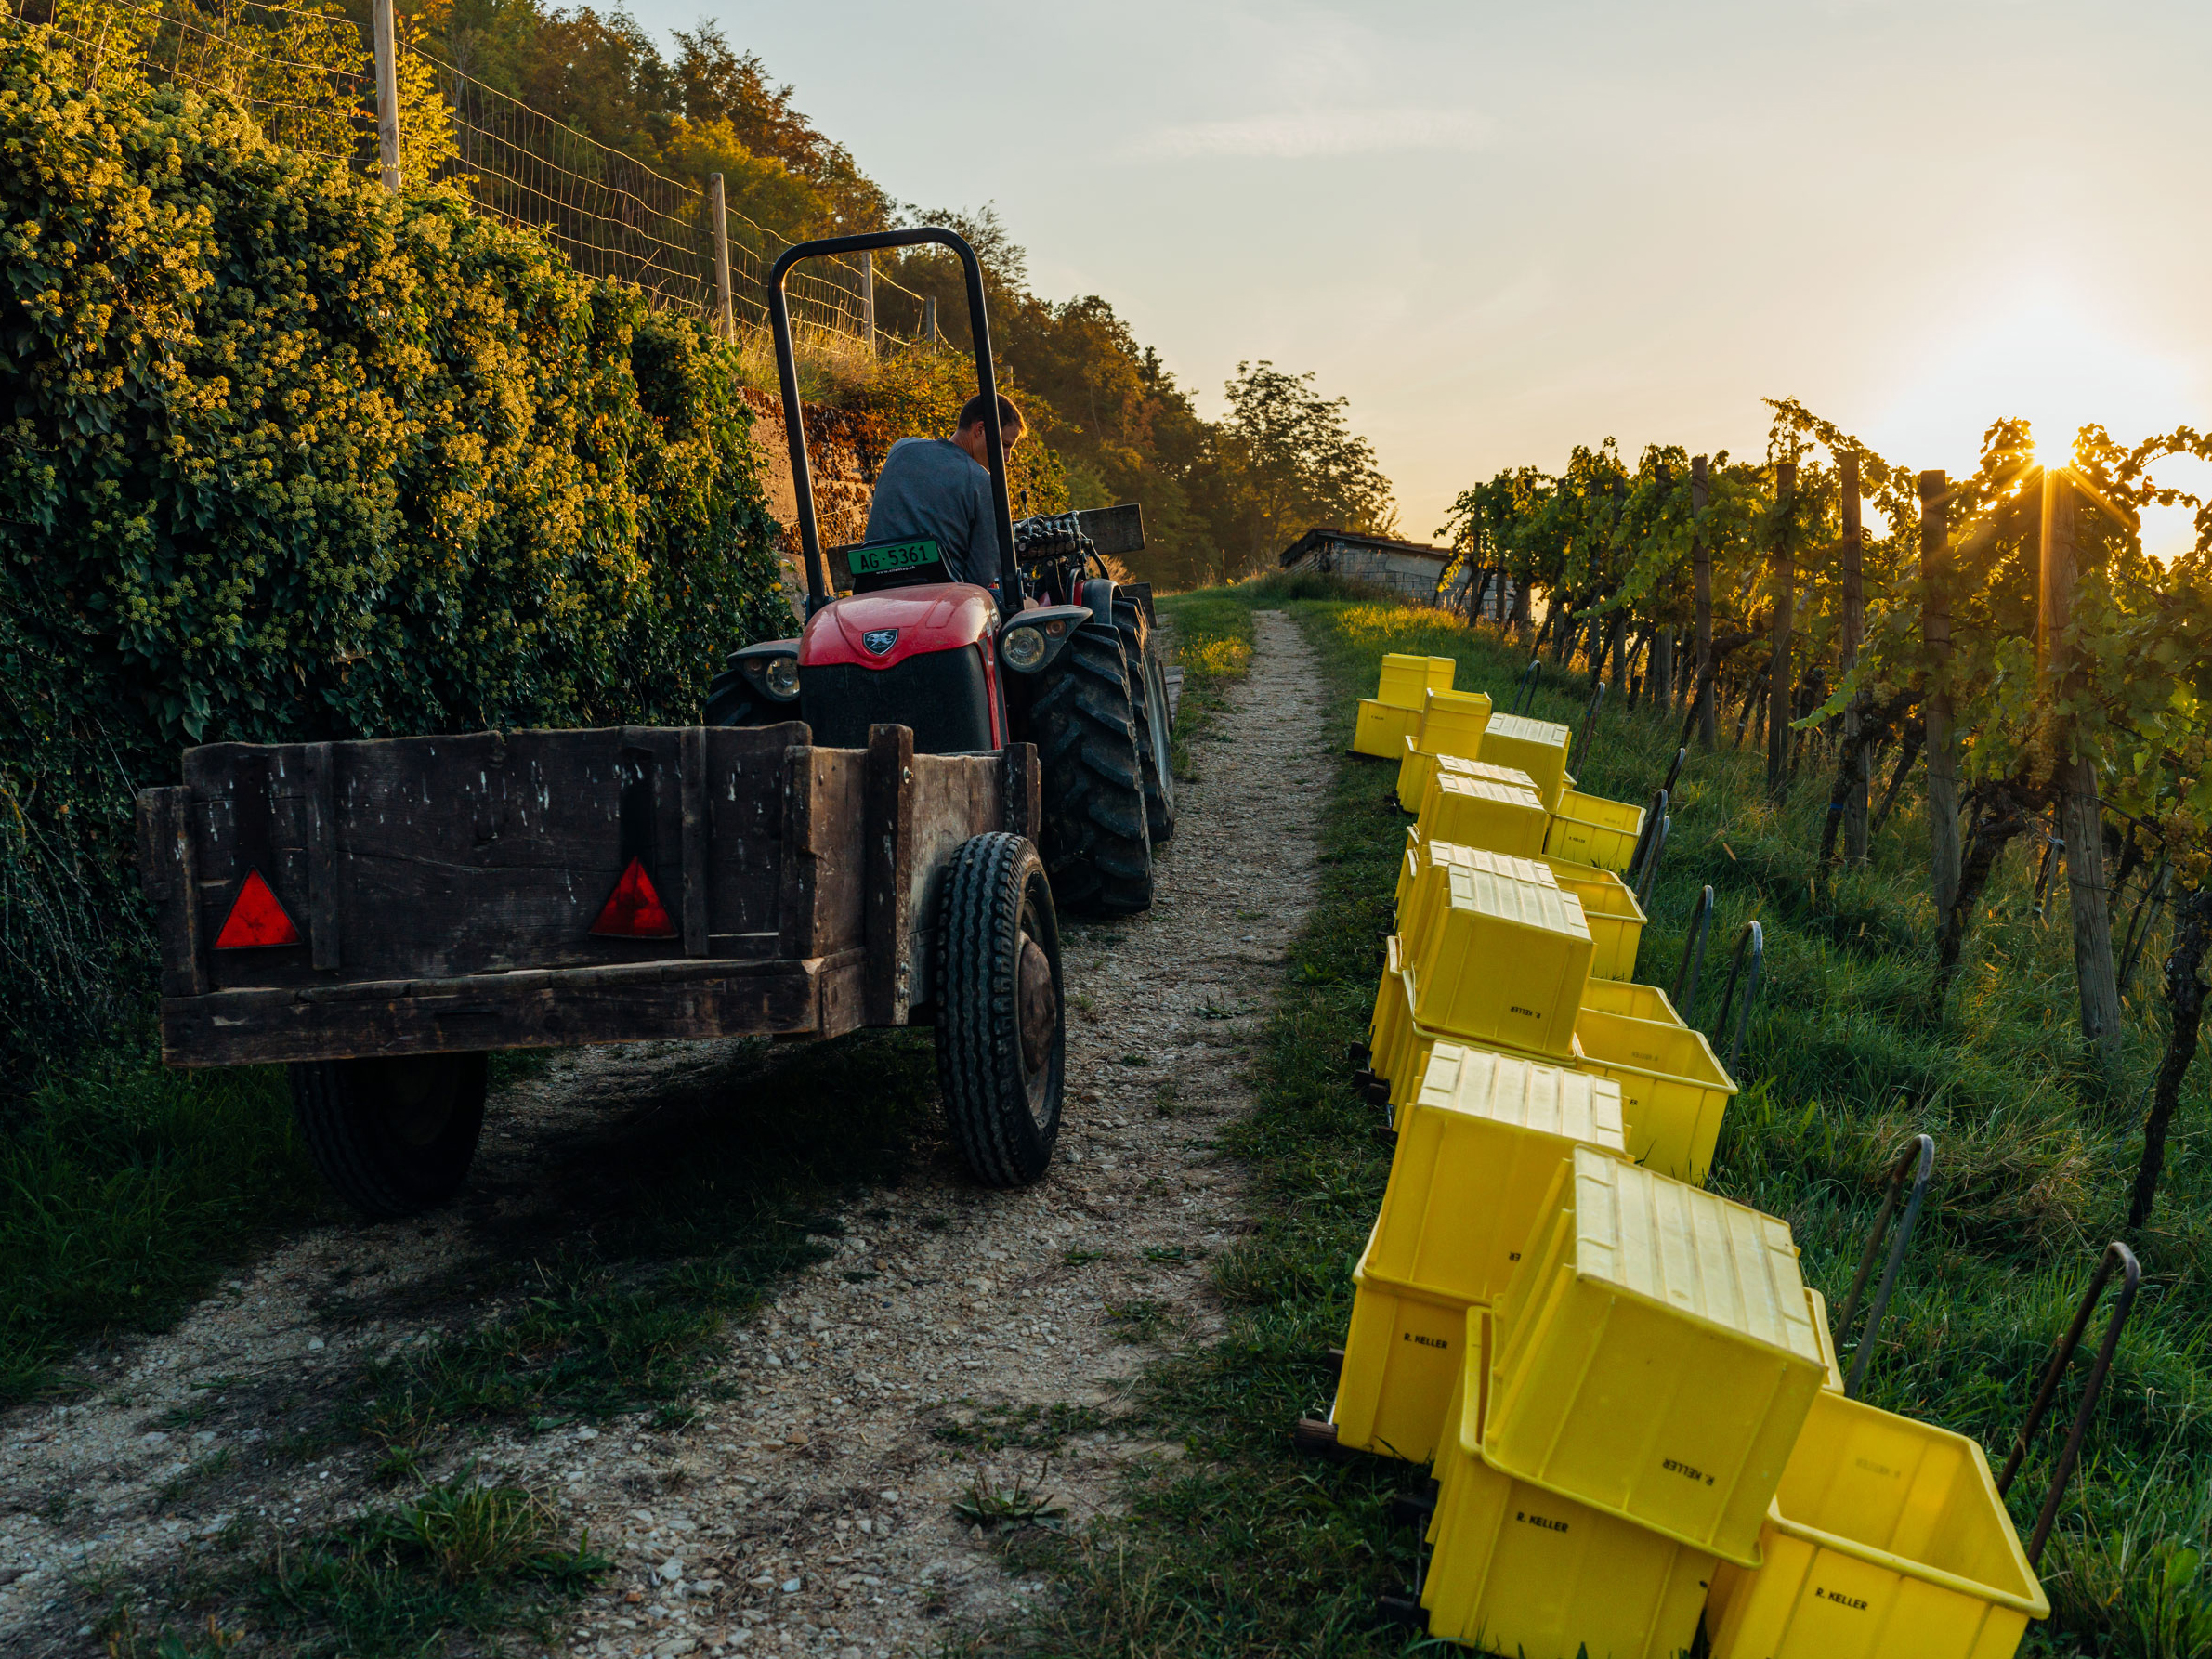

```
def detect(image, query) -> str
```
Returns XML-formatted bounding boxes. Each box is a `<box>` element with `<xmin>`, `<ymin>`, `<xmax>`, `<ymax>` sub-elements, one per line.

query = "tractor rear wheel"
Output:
<box><xmin>936</xmin><ymin>833</ymin><xmax>1065</xmax><ymax>1186</ymax></box>
<box><xmin>1112</xmin><ymin>599</ymin><xmax>1177</xmax><ymax>844</ymax></box>
<box><xmin>1027</xmin><ymin>619</ymin><xmax>1154</xmax><ymax>915</ymax></box>
<box><xmin>290</xmin><ymin>1052</ymin><xmax>488</xmax><ymax>1218</ymax></box>
<box><xmin>702</xmin><ymin>663</ymin><xmax>758</xmax><ymax>727</ymax></box>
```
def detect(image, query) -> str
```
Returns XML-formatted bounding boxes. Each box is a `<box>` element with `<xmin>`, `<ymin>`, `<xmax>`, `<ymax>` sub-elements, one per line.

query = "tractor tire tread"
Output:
<box><xmin>1029</xmin><ymin>621</ymin><xmax>1154</xmax><ymax>915</ymax></box>
<box><xmin>1113</xmin><ymin>600</ymin><xmax>1178</xmax><ymax>844</ymax></box>
<box><xmin>936</xmin><ymin>833</ymin><xmax>1059</xmax><ymax>1186</ymax></box>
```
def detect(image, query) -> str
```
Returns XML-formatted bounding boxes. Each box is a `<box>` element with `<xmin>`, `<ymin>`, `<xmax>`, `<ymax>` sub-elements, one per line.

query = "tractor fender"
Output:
<box><xmin>1080</xmin><ymin>577</ymin><xmax>1116</xmax><ymax>625</ymax></box>
<box><xmin>800</xmin><ymin>582</ymin><xmax>999</xmax><ymax>672</ymax></box>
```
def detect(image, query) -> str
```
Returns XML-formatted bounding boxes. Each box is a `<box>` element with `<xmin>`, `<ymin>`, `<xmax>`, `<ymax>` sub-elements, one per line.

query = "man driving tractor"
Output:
<box><xmin>862</xmin><ymin>392</ymin><xmax>1026</xmax><ymax>593</ymax></box>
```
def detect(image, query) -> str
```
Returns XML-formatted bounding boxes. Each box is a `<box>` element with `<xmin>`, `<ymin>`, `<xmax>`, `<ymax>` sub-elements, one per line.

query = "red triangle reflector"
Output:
<box><xmin>591</xmin><ymin>857</ymin><xmax>677</xmax><ymax>939</ymax></box>
<box><xmin>214</xmin><ymin>867</ymin><xmax>302</xmax><ymax>949</ymax></box>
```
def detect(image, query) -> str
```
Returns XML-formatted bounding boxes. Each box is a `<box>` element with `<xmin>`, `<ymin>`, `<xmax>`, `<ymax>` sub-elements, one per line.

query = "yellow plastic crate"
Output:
<box><xmin>1573</xmin><ymin>1006</ymin><xmax>1739</xmax><ymax>1185</ymax></box>
<box><xmin>1353</xmin><ymin>698</ymin><xmax>1422</xmax><ymax>758</ymax></box>
<box><xmin>1368</xmin><ymin>1042</ymin><xmax>1626</xmax><ymax>1305</ymax></box>
<box><xmin>1542</xmin><ymin>855</ymin><xmax>1646</xmax><ymax>980</ymax></box>
<box><xmin>1487</xmin><ymin>1148</ymin><xmax>1826</xmax><ymax>1567</ymax></box>
<box><xmin>1369</xmin><ymin>955</ymin><xmax>1586</xmax><ymax>1121</ymax></box>
<box><xmin>1437</xmin><ymin>751</ymin><xmax>1541</xmax><ymax>792</ymax></box>
<box><xmin>1545</xmin><ymin>787</ymin><xmax>1647</xmax><ymax>872</ymax></box>
<box><xmin>1328</xmin><ymin>1220</ymin><xmax>1473</xmax><ymax>1463</ymax></box>
<box><xmin>1394</xmin><ymin>737</ymin><xmax>1432</xmax><ymax>812</ymax></box>
<box><xmin>1423</xmin><ymin>1310</ymin><xmax>1717</xmax><ymax>1659</ymax></box>
<box><xmin>1705</xmin><ymin>1391</ymin><xmax>2048</xmax><ymax>1659</ymax></box>
<box><xmin>1578</xmin><ymin>978</ymin><xmax>1684</xmax><ymax>1026</ymax></box>
<box><xmin>1708</xmin><ymin>1287</ymin><xmax>1849</xmax><ymax>1636</ymax></box>
<box><xmin>1398</xmin><ymin>841</ymin><xmax>1557</xmax><ymax>977</ymax></box>
<box><xmin>1477</xmin><ymin>712</ymin><xmax>1572</xmax><ymax>811</ymax></box>
<box><xmin>1417</xmin><ymin>686</ymin><xmax>1493</xmax><ymax>759</ymax></box>
<box><xmin>1809</xmin><ymin>1287</ymin><xmax>1843</xmax><ymax>1391</ymax></box>
<box><xmin>1407</xmin><ymin>869</ymin><xmax>1591</xmax><ymax>1058</ymax></box>
<box><xmin>1401</xmin><ymin>743</ymin><xmax>1542</xmax><ymax>813</ymax></box>
<box><xmin>1368</xmin><ymin>932</ymin><xmax>1409</xmax><ymax>1066</ymax></box>
<box><xmin>1412</xmin><ymin>771</ymin><xmax>1550</xmax><ymax>858</ymax></box>
<box><xmin>1377</xmin><ymin>651</ymin><xmax>1455</xmax><ymax>711</ymax></box>
<box><xmin>1393</xmin><ymin>827</ymin><xmax>1420</xmax><ymax>918</ymax></box>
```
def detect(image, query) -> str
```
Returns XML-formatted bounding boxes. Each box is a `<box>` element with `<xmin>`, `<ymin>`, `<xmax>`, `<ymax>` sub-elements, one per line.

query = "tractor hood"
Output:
<box><xmin>801</xmin><ymin>583</ymin><xmax>999</xmax><ymax>671</ymax></box>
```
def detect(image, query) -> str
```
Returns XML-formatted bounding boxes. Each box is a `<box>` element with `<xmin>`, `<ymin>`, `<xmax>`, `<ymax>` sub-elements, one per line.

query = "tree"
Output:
<box><xmin>1202</xmin><ymin>361</ymin><xmax>1398</xmax><ymax>581</ymax></box>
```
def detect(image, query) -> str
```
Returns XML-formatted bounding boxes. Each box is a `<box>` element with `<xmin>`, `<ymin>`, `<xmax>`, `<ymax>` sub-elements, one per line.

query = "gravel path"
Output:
<box><xmin>0</xmin><ymin>609</ymin><xmax>1329</xmax><ymax>1657</ymax></box>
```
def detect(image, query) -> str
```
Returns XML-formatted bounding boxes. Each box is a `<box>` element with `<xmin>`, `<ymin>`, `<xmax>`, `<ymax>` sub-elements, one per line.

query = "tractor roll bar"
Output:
<box><xmin>766</xmin><ymin>229</ymin><xmax>1020</xmax><ymax>620</ymax></box>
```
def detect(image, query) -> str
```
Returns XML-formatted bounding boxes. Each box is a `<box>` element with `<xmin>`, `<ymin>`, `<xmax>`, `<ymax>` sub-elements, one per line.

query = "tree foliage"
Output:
<box><xmin>1199</xmin><ymin>361</ymin><xmax>1398</xmax><ymax>581</ymax></box>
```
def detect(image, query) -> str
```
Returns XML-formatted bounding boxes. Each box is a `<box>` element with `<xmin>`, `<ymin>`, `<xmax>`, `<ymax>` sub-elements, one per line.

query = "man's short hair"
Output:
<box><xmin>957</xmin><ymin>392</ymin><xmax>1025</xmax><ymax>436</ymax></box>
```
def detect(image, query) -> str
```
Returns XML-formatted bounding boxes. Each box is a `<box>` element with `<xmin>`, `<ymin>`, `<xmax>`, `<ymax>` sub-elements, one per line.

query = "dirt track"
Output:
<box><xmin>0</xmin><ymin>609</ymin><xmax>1328</xmax><ymax>1658</ymax></box>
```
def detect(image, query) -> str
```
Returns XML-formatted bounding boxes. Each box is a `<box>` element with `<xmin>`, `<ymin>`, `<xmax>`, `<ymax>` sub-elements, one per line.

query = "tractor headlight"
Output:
<box><xmin>729</xmin><ymin>641</ymin><xmax>802</xmax><ymax>701</ymax></box>
<box><xmin>997</xmin><ymin>606</ymin><xmax>1093</xmax><ymax>675</ymax></box>
<box><xmin>1001</xmin><ymin>625</ymin><xmax>1050</xmax><ymax>672</ymax></box>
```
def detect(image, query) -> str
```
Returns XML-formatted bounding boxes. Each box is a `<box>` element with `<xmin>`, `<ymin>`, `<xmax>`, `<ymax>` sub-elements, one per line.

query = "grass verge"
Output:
<box><xmin>0</xmin><ymin>1039</ymin><xmax>318</xmax><ymax>1404</ymax></box>
<box><xmin>971</xmin><ymin>579</ymin><xmax>2212</xmax><ymax>1659</ymax></box>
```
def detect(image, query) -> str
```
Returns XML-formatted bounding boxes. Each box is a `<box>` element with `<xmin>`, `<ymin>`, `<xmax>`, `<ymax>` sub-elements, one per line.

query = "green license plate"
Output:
<box><xmin>849</xmin><ymin>537</ymin><xmax>941</xmax><ymax>576</ymax></box>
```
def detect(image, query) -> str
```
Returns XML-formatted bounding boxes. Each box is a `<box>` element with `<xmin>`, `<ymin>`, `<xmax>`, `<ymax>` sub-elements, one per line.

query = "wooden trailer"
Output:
<box><xmin>136</xmin><ymin>722</ymin><xmax>1062</xmax><ymax>1211</ymax></box>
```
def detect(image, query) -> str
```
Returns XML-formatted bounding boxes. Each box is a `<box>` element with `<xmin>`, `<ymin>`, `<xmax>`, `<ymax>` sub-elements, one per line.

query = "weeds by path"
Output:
<box><xmin>102</xmin><ymin>1478</ymin><xmax>608</xmax><ymax>1658</ymax></box>
<box><xmin>970</xmin><ymin>578</ymin><xmax>2212</xmax><ymax>1659</ymax></box>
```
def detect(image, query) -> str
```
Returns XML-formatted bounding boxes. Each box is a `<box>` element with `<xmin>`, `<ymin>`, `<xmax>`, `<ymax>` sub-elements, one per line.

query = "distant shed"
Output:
<box><xmin>1277</xmin><ymin>527</ymin><xmax>1455</xmax><ymax>604</ymax></box>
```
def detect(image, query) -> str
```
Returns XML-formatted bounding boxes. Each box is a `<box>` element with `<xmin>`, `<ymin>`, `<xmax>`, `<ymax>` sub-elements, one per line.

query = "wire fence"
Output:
<box><xmin>420</xmin><ymin>45</ymin><xmax>927</xmax><ymax>337</ymax></box>
<box><xmin>33</xmin><ymin>0</ymin><xmax>369</xmax><ymax>157</ymax></box>
<box><xmin>17</xmin><ymin>0</ymin><xmax>936</xmax><ymax>342</ymax></box>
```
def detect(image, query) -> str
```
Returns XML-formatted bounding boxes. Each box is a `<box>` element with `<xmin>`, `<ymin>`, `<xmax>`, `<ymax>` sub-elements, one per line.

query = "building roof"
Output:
<box><xmin>1278</xmin><ymin>526</ymin><xmax>1454</xmax><ymax>568</ymax></box>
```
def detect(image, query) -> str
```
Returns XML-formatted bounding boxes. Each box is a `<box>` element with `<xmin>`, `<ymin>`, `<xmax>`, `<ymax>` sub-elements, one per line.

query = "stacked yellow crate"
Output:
<box><xmin>1394</xmin><ymin>688</ymin><xmax>1496</xmax><ymax>809</ymax></box>
<box><xmin>1326</xmin><ymin>1045</ymin><xmax>1627</xmax><ymax>1463</ymax></box>
<box><xmin>1421</xmin><ymin>1149</ymin><xmax>1829</xmax><ymax>1658</ymax></box>
<box><xmin>1353</xmin><ymin>653</ymin><xmax>1456</xmax><ymax>757</ymax></box>
<box><xmin>1376</xmin><ymin>835</ymin><xmax>1736</xmax><ymax>1182</ymax></box>
<box><xmin>1476</xmin><ymin>712</ymin><xmax>1573</xmax><ymax>811</ymax></box>
<box><xmin>1337</xmin><ymin>661</ymin><xmax>2056</xmax><ymax>1659</ymax></box>
<box><xmin>1415</xmin><ymin>771</ymin><xmax>1551</xmax><ymax>858</ymax></box>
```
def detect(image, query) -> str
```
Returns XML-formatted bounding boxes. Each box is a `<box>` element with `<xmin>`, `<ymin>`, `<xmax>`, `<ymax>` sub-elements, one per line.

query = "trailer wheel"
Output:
<box><xmin>936</xmin><ymin>832</ymin><xmax>1065</xmax><ymax>1186</ymax></box>
<box><xmin>289</xmin><ymin>1052</ymin><xmax>489</xmax><ymax>1218</ymax></box>
<box><xmin>1112</xmin><ymin>599</ymin><xmax>1177</xmax><ymax>845</ymax></box>
<box><xmin>1028</xmin><ymin>619</ymin><xmax>1154</xmax><ymax>915</ymax></box>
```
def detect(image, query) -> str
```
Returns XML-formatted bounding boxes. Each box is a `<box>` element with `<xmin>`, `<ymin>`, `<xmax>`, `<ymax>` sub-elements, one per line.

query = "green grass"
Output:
<box><xmin>969</xmin><ymin>578</ymin><xmax>2212</xmax><ymax>1659</ymax></box>
<box><xmin>0</xmin><ymin>1043</ymin><xmax>318</xmax><ymax>1404</ymax></box>
<box><xmin>100</xmin><ymin>1479</ymin><xmax>606</xmax><ymax>1659</ymax></box>
<box><xmin>253</xmin><ymin>1478</ymin><xmax>608</xmax><ymax>1658</ymax></box>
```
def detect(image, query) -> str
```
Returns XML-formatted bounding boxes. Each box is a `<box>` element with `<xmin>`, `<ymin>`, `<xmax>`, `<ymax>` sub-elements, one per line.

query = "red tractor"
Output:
<box><xmin>704</xmin><ymin>229</ymin><xmax>1175</xmax><ymax>916</ymax></box>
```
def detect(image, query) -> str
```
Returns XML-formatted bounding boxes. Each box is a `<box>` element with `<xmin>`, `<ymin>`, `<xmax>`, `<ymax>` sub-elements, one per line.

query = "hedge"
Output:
<box><xmin>0</xmin><ymin>25</ymin><xmax>792</xmax><ymax>1090</ymax></box>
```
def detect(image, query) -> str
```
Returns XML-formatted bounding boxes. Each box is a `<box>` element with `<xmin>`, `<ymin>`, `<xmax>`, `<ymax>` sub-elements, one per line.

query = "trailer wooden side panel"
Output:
<box><xmin>143</xmin><ymin>727</ymin><xmax>1039</xmax><ymax>1067</ymax></box>
<box><xmin>157</xmin><ymin>952</ymin><xmax>864</xmax><ymax>1066</ymax></box>
<box><xmin>177</xmin><ymin>725</ymin><xmax>808</xmax><ymax>990</ymax></box>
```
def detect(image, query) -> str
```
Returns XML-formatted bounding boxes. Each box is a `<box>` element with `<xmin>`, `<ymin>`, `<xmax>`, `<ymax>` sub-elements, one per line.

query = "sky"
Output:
<box><xmin>627</xmin><ymin>0</ymin><xmax>2212</xmax><ymax>554</ymax></box>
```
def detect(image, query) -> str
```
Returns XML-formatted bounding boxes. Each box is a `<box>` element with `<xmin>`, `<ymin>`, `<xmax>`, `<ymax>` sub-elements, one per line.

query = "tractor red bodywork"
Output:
<box><xmin>797</xmin><ymin>582</ymin><xmax>1006</xmax><ymax>749</ymax></box>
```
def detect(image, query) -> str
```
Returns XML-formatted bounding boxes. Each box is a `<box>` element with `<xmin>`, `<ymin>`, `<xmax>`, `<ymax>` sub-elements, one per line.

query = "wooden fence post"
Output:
<box><xmin>1920</xmin><ymin>471</ymin><xmax>1960</xmax><ymax>942</ymax></box>
<box><xmin>860</xmin><ymin>252</ymin><xmax>877</xmax><ymax>357</ymax></box>
<box><xmin>2042</xmin><ymin>465</ymin><xmax>2123</xmax><ymax>1057</ymax></box>
<box><xmin>1840</xmin><ymin>451</ymin><xmax>1868</xmax><ymax>861</ymax></box>
<box><xmin>1692</xmin><ymin>455</ymin><xmax>1714</xmax><ymax>748</ymax></box>
<box><xmin>372</xmin><ymin>0</ymin><xmax>401</xmax><ymax>193</ymax></box>
<box><xmin>1766</xmin><ymin>462</ymin><xmax>1798</xmax><ymax>799</ymax></box>
<box><xmin>707</xmin><ymin>174</ymin><xmax>735</xmax><ymax>339</ymax></box>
